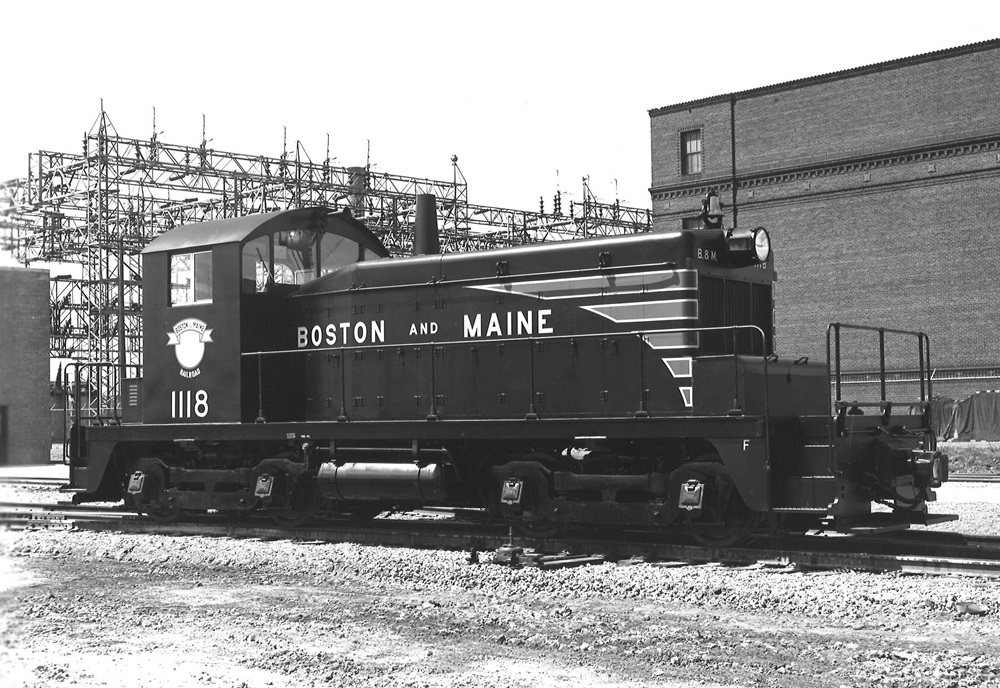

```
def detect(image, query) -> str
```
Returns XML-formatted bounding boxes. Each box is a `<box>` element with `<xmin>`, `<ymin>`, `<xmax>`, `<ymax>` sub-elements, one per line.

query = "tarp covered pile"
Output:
<box><xmin>931</xmin><ymin>391</ymin><xmax>1000</xmax><ymax>441</ymax></box>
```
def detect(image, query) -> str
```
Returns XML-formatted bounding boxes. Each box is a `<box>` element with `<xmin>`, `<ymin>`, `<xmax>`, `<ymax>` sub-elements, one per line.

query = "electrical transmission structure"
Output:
<box><xmin>0</xmin><ymin>109</ymin><xmax>652</xmax><ymax>418</ymax></box>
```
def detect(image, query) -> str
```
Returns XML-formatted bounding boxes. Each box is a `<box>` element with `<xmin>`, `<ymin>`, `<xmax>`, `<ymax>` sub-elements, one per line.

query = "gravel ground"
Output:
<box><xmin>2</xmin><ymin>482</ymin><xmax>1000</xmax><ymax>687</ymax></box>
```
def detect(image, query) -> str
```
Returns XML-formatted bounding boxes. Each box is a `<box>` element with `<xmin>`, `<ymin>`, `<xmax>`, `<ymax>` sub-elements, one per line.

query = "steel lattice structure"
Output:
<box><xmin>0</xmin><ymin>109</ymin><xmax>651</xmax><ymax>417</ymax></box>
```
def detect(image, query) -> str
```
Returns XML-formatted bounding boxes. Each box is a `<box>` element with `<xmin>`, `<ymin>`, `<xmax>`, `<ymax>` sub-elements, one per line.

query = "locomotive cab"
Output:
<box><xmin>139</xmin><ymin>207</ymin><xmax>389</xmax><ymax>425</ymax></box>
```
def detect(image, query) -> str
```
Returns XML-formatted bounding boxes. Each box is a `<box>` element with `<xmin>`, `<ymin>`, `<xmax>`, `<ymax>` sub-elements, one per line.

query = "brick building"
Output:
<box><xmin>648</xmin><ymin>39</ymin><xmax>1000</xmax><ymax>400</ymax></box>
<box><xmin>0</xmin><ymin>266</ymin><xmax>51</xmax><ymax>464</ymax></box>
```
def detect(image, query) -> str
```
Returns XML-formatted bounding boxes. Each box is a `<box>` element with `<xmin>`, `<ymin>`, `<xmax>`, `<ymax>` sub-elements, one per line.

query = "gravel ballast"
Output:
<box><xmin>2</xmin><ymin>484</ymin><xmax>1000</xmax><ymax>687</ymax></box>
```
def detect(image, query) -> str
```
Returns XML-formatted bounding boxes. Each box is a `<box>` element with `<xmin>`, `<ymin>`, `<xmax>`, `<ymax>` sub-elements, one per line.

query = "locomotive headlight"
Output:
<box><xmin>724</xmin><ymin>226</ymin><xmax>770</xmax><ymax>266</ymax></box>
<box><xmin>752</xmin><ymin>227</ymin><xmax>771</xmax><ymax>262</ymax></box>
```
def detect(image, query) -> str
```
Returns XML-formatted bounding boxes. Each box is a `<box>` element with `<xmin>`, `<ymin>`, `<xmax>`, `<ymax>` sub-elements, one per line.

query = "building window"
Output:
<box><xmin>170</xmin><ymin>250</ymin><xmax>213</xmax><ymax>305</ymax></box>
<box><xmin>681</xmin><ymin>216</ymin><xmax>702</xmax><ymax>230</ymax></box>
<box><xmin>680</xmin><ymin>129</ymin><xmax>702</xmax><ymax>175</ymax></box>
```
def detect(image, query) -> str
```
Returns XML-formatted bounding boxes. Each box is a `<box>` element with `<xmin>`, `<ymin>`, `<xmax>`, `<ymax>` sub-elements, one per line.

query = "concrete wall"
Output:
<box><xmin>0</xmin><ymin>267</ymin><xmax>51</xmax><ymax>464</ymax></box>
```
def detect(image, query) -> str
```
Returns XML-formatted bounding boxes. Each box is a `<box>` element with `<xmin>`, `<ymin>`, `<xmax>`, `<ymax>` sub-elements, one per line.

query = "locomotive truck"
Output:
<box><xmin>66</xmin><ymin>195</ymin><xmax>952</xmax><ymax>541</ymax></box>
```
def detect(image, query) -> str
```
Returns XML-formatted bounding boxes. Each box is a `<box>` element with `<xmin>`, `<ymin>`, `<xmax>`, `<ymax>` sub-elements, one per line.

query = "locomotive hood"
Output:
<box><xmin>292</xmin><ymin>230</ymin><xmax>706</xmax><ymax>296</ymax></box>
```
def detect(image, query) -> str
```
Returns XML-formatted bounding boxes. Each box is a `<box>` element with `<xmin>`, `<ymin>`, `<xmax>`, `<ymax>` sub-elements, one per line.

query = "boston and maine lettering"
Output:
<box><xmin>463</xmin><ymin>309</ymin><xmax>553</xmax><ymax>338</ymax></box>
<box><xmin>296</xmin><ymin>310</ymin><xmax>554</xmax><ymax>348</ymax></box>
<box><xmin>297</xmin><ymin>320</ymin><xmax>386</xmax><ymax>348</ymax></box>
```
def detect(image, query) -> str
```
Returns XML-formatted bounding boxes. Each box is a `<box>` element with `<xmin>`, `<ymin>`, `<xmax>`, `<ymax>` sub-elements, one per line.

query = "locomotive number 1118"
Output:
<box><xmin>171</xmin><ymin>390</ymin><xmax>209</xmax><ymax>419</ymax></box>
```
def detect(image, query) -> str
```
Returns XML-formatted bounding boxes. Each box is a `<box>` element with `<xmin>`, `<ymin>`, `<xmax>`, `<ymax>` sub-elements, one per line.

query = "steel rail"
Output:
<box><xmin>6</xmin><ymin>488</ymin><xmax>1000</xmax><ymax>578</ymax></box>
<box><xmin>0</xmin><ymin>501</ymin><xmax>134</xmax><ymax>530</ymax></box>
<box><xmin>948</xmin><ymin>473</ymin><xmax>1000</xmax><ymax>483</ymax></box>
<box><xmin>0</xmin><ymin>477</ymin><xmax>69</xmax><ymax>486</ymax></box>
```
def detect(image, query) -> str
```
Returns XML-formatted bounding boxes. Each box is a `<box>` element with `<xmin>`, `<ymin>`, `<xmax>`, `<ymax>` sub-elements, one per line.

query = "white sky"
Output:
<box><xmin>0</xmin><ymin>1</ymin><xmax>995</xmax><ymax>230</ymax></box>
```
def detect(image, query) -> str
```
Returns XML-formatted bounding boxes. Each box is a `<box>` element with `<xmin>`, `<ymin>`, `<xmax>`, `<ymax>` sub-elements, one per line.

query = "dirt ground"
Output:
<box><xmin>3</xmin><ymin>460</ymin><xmax>1000</xmax><ymax>688</ymax></box>
<box><xmin>3</xmin><ymin>529</ymin><xmax>1000</xmax><ymax>688</ymax></box>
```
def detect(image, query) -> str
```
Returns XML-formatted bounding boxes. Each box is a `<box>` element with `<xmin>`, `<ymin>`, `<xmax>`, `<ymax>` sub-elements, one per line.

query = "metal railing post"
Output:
<box><xmin>427</xmin><ymin>344</ymin><xmax>439</xmax><ymax>421</ymax></box>
<box><xmin>526</xmin><ymin>338</ymin><xmax>538</xmax><ymax>420</ymax></box>
<box><xmin>255</xmin><ymin>353</ymin><xmax>266</xmax><ymax>423</ymax></box>
<box><xmin>636</xmin><ymin>332</ymin><xmax>649</xmax><ymax>418</ymax></box>
<box><xmin>879</xmin><ymin>328</ymin><xmax>887</xmax><ymax>402</ymax></box>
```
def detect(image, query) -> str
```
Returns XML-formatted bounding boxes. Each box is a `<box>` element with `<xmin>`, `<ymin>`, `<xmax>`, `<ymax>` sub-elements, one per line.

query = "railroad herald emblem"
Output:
<box><xmin>167</xmin><ymin>318</ymin><xmax>213</xmax><ymax>378</ymax></box>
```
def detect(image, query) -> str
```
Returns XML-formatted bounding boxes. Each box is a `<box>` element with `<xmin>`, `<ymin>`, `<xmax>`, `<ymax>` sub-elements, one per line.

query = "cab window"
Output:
<box><xmin>318</xmin><ymin>232</ymin><xmax>371</xmax><ymax>275</ymax></box>
<box><xmin>274</xmin><ymin>229</ymin><xmax>317</xmax><ymax>285</ymax></box>
<box><xmin>242</xmin><ymin>236</ymin><xmax>271</xmax><ymax>293</ymax></box>
<box><xmin>241</xmin><ymin>228</ymin><xmax>378</xmax><ymax>293</ymax></box>
<box><xmin>170</xmin><ymin>250</ymin><xmax>213</xmax><ymax>305</ymax></box>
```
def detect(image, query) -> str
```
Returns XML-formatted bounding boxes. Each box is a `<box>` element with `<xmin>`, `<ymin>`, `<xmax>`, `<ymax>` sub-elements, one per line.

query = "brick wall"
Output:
<box><xmin>651</xmin><ymin>41</ymin><xmax>1000</xmax><ymax>190</ymax></box>
<box><xmin>756</xmin><ymin>173</ymin><xmax>1000</xmax><ymax>369</ymax></box>
<box><xmin>732</xmin><ymin>47</ymin><xmax>998</xmax><ymax>172</ymax></box>
<box><xmin>0</xmin><ymin>267</ymin><xmax>51</xmax><ymax>465</ymax></box>
<box><xmin>648</xmin><ymin>40</ymin><xmax>1000</xmax><ymax>397</ymax></box>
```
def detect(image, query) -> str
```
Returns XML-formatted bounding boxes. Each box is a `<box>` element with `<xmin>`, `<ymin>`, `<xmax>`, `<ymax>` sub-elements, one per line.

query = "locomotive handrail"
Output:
<box><xmin>242</xmin><ymin>323</ymin><xmax>772</xmax><ymax>473</ymax></box>
<box><xmin>826</xmin><ymin>322</ymin><xmax>932</xmax><ymax>406</ymax></box>
<box><xmin>242</xmin><ymin>325</ymin><xmax>765</xmax><ymax>360</ymax></box>
<box><xmin>825</xmin><ymin>322</ymin><xmax>935</xmax><ymax>473</ymax></box>
<box><xmin>63</xmin><ymin>361</ymin><xmax>144</xmax><ymax>426</ymax></box>
<box><xmin>690</xmin><ymin>324</ymin><xmax>771</xmax><ymax>480</ymax></box>
<box><xmin>289</xmin><ymin>257</ymin><xmax>683</xmax><ymax>297</ymax></box>
<box><xmin>62</xmin><ymin>361</ymin><xmax>143</xmax><ymax>465</ymax></box>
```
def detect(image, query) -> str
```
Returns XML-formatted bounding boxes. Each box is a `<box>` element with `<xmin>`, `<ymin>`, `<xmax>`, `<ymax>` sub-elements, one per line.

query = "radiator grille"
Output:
<box><xmin>699</xmin><ymin>276</ymin><xmax>772</xmax><ymax>355</ymax></box>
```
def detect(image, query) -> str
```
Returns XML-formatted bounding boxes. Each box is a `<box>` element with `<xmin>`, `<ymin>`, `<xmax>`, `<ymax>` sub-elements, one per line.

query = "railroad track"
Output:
<box><xmin>3</xmin><ymin>472</ymin><xmax>998</xmax><ymax>485</ymax></box>
<box><xmin>0</xmin><ymin>501</ymin><xmax>130</xmax><ymax>529</ymax></box>
<box><xmin>949</xmin><ymin>473</ymin><xmax>1000</xmax><ymax>483</ymax></box>
<box><xmin>0</xmin><ymin>476</ymin><xmax>68</xmax><ymax>487</ymax></box>
<box><xmin>6</xmin><ymin>499</ymin><xmax>1000</xmax><ymax>578</ymax></box>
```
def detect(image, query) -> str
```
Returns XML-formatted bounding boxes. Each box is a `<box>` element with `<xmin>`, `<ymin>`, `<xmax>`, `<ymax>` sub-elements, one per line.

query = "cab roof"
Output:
<box><xmin>141</xmin><ymin>206</ymin><xmax>389</xmax><ymax>258</ymax></box>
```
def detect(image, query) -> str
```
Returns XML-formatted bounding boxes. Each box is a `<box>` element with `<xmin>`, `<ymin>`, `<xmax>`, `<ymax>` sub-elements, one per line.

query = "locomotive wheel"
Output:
<box><xmin>683</xmin><ymin>456</ymin><xmax>757</xmax><ymax>547</ymax></box>
<box><xmin>689</xmin><ymin>504</ymin><xmax>760</xmax><ymax>547</ymax></box>
<box><xmin>691</xmin><ymin>527</ymin><xmax>750</xmax><ymax>548</ymax></box>
<box><xmin>128</xmin><ymin>459</ymin><xmax>177</xmax><ymax>522</ymax></box>
<box><xmin>497</xmin><ymin>453</ymin><xmax>563</xmax><ymax>538</ymax></box>
<box><xmin>270</xmin><ymin>511</ymin><xmax>314</xmax><ymax>527</ymax></box>
<box><xmin>268</xmin><ymin>473</ymin><xmax>320</xmax><ymax>527</ymax></box>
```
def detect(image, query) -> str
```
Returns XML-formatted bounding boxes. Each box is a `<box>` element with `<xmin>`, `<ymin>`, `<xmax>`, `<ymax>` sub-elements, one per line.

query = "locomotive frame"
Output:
<box><xmin>66</xmin><ymin>199</ymin><xmax>953</xmax><ymax>540</ymax></box>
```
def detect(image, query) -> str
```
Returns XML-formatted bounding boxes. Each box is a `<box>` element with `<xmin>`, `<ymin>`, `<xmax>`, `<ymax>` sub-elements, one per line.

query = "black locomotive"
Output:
<box><xmin>67</xmin><ymin>195</ymin><xmax>952</xmax><ymax>540</ymax></box>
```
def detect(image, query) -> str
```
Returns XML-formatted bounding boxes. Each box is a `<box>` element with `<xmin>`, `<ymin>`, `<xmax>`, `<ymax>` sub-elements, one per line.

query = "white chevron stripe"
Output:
<box><xmin>661</xmin><ymin>357</ymin><xmax>693</xmax><ymax>378</ymax></box>
<box><xmin>661</xmin><ymin>357</ymin><xmax>695</xmax><ymax>408</ymax></box>
<box><xmin>644</xmin><ymin>331</ymin><xmax>699</xmax><ymax>350</ymax></box>
<box><xmin>468</xmin><ymin>269</ymin><xmax>697</xmax><ymax>300</ymax></box>
<box><xmin>581</xmin><ymin>299</ymin><xmax>697</xmax><ymax>324</ymax></box>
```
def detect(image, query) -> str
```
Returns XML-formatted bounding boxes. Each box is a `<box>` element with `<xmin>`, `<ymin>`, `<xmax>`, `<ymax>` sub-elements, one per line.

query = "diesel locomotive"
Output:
<box><xmin>66</xmin><ymin>194</ymin><xmax>953</xmax><ymax>540</ymax></box>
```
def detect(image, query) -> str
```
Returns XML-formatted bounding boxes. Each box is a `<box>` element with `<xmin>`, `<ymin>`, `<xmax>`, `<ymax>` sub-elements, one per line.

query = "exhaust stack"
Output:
<box><xmin>412</xmin><ymin>193</ymin><xmax>440</xmax><ymax>256</ymax></box>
